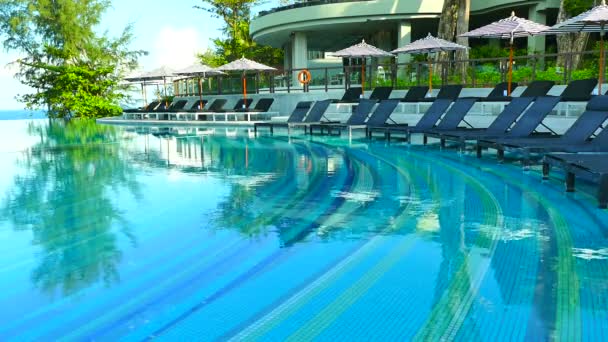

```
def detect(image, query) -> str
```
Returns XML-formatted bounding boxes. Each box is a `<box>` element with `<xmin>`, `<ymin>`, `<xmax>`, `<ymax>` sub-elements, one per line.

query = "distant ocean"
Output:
<box><xmin>0</xmin><ymin>110</ymin><xmax>47</xmax><ymax>120</ymax></box>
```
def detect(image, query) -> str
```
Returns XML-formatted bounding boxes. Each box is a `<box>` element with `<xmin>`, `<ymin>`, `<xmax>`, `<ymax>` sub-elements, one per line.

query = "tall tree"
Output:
<box><xmin>556</xmin><ymin>0</ymin><xmax>596</xmax><ymax>68</ymax></box>
<box><xmin>196</xmin><ymin>0</ymin><xmax>283</xmax><ymax>67</ymax></box>
<box><xmin>437</xmin><ymin>0</ymin><xmax>470</xmax><ymax>81</ymax></box>
<box><xmin>0</xmin><ymin>0</ymin><xmax>144</xmax><ymax>118</ymax></box>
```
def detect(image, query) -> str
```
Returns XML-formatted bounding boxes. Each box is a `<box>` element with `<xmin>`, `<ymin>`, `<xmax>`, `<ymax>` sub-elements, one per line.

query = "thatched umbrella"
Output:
<box><xmin>217</xmin><ymin>57</ymin><xmax>276</xmax><ymax>107</ymax></box>
<box><xmin>124</xmin><ymin>71</ymin><xmax>152</xmax><ymax>107</ymax></box>
<box><xmin>333</xmin><ymin>39</ymin><xmax>394</xmax><ymax>95</ymax></box>
<box><xmin>392</xmin><ymin>33</ymin><xmax>468</xmax><ymax>93</ymax></box>
<box><xmin>175</xmin><ymin>64</ymin><xmax>225</xmax><ymax>109</ymax></box>
<box><xmin>542</xmin><ymin>0</ymin><xmax>608</xmax><ymax>93</ymax></box>
<box><xmin>140</xmin><ymin>66</ymin><xmax>176</xmax><ymax>108</ymax></box>
<box><xmin>460</xmin><ymin>12</ymin><xmax>550</xmax><ymax>95</ymax></box>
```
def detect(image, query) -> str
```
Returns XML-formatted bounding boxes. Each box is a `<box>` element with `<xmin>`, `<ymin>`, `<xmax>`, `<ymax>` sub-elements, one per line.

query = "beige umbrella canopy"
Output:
<box><xmin>175</xmin><ymin>64</ymin><xmax>225</xmax><ymax>109</ymax></box>
<box><xmin>392</xmin><ymin>33</ymin><xmax>468</xmax><ymax>92</ymax></box>
<box><xmin>333</xmin><ymin>39</ymin><xmax>394</xmax><ymax>95</ymax></box>
<box><xmin>124</xmin><ymin>71</ymin><xmax>151</xmax><ymax>107</ymax></box>
<box><xmin>136</xmin><ymin>66</ymin><xmax>176</xmax><ymax>107</ymax></box>
<box><xmin>542</xmin><ymin>0</ymin><xmax>608</xmax><ymax>93</ymax></box>
<box><xmin>460</xmin><ymin>12</ymin><xmax>550</xmax><ymax>95</ymax></box>
<box><xmin>217</xmin><ymin>57</ymin><xmax>276</xmax><ymax>106</ymax></box>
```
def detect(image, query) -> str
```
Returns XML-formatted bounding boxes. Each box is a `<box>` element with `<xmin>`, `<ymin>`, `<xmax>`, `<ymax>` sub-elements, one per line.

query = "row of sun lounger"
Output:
<box><xmin>123</xmin><ymin>98</ymin><xmax>276</xmax><ymax>121</ymax></box>
<box><xmin>254</xmin><ymin>78</ymin><xmax>608</xmax><ymax>208</ymax></box>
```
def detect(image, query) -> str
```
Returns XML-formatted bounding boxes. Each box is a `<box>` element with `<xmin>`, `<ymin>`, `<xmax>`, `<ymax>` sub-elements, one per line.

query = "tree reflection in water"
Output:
<box><xmin>1</xmin><ymin>120</ymin><xmax>141</xmax><ymax>297</ymax></box>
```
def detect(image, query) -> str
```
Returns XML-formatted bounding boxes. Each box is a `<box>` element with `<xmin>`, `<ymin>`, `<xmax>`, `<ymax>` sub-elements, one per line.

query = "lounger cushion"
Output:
<box><xmin>586</xmin><ymin>95</ymin><xmax>608</xmax><ymax>112</ymax></box>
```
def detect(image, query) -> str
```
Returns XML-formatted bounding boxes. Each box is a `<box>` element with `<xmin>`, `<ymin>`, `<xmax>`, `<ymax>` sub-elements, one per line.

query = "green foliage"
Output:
<box><xmin>571</xmin><ymin>67</ymin><xmax>596</xmax><ymax>80</ymax></box>
<box><xmin>0</xmin><ymin>0</ymin><xmax>145</xmax><ymax>118</ymax></box>
<box><xmin>535</xmin><ymin>67</ymin><xmax>566</xmax><ymax>82</ymax></box>
<box><xmin>469</xmin><ymin>45</ymin><xmax>528</xmax><ymax>59</ymax></box>
<box><xmin>563</xmin><ymin>0</ymin><xmax>595</xmax><ymax>17</ymax></box>
<box><xmin>198</xmin><ymin>48</ymin><xmax>226</xmax><ymax>67</ymax></box>
<box><xmin>512</xmin><ymin>66</ymin><xmax>534</xmax><ymax>84</ymax></box>
<box><xmin>195</xmin><ymin>0</ymin><xmax>283</xmax><ymax>67</ymax></box>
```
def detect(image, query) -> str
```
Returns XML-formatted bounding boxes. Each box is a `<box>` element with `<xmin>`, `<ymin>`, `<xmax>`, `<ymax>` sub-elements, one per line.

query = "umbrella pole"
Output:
<box><xmin>143</xmin><ymin>82</ymin><xmax>148</xmax><ymax>106</ymax></box>
<box><xmin>243</xmin><ymin>74</ymin><xmax>247</xmax><ymax>108</ymax></box>
<box><xmin>508</xmin><ymin>42</ymin><xmax>514</xmax><ymax>96</ymax></box>
<box><xmin>362</xmin><ymin>60</ymin><xmax>365</xmax><ymax>96</ymax></box>
<box><xmin>163</xmin><ymin>77</ymin><xmax>168</xmax><ymax>108</ymax></box>
<box><xmin>428</xmin><ymin>55</ymin><xmax>433</xmax><ymax>93</ymax></box>
<box><xmin>600</xmin><ymin>26</ymin><xmax>605</xmax><ymax>95</ymax></box>
<box><xmin>198</xmin><ymin>77</ymin><xmax>204</xmax><ymax>109</ymax></box>
<box><xmin>140</xmin><ymin>83</ymin><xmax>146</xmax><ymax>107</ymax></box>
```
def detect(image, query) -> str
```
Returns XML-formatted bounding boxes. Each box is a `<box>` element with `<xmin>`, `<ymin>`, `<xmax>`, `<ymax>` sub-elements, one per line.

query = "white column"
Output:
<box><xmin>292</xmin><ymin>32</ymin><xmax>308</xmax><ymax>70</ymax></box>
<box><xmin>291</xmin><ymin>32</ymin><xmax>308</xmax><ymax>87</ymax></box>
<box><xmin>397</xmin><ymin>21</ymin><xmax>412</xmax><ymax>64</ymax></box>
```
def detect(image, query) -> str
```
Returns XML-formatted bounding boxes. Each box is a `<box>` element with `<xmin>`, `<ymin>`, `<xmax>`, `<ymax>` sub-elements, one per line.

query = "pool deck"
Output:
<box><xmin>97</xmin><ymin>116</ymin><xmax>270</xmax><ymax>127</ymax></box>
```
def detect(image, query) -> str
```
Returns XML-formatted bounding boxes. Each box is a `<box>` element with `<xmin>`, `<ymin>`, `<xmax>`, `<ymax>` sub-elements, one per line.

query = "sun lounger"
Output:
<box><xmin>427</xmin><ymin>97</ymin><xmax>535</xmax><ymax>148</ymax></box>
<box><xmin>479</xmin><ymin>80</ymin><xmax>555</xmax><ymax>102</ymax></box>
<box><xmin>308</xmin><ymin>99</ymin><xmax>377</xmax><ymax>135</ymax></box>
<box><xmin>187</xmin><ymin>99</ymin><xmax>209</xmax><ymax>111</ymax></box>
<box><xmin>558</xmin><ymin>78</ymin><xmax>598</xmax><ymax>102</ymax></box>
<box><xmin>166</xmin><ymin>100</ymin><xmax>188</xmax><ymax>112</ymax></box>
<box><xmin>254</xmin><ymin>101</ymin><xmax>313</xmax><ymax>134</ymax></box>
<box><xmin>417</xmin><ymin>84</ymin><xmax>463</xmax><ymax>102</ymax></box>
<box><xmin>289</xmin><ymin>99</ymin><xmax>334</xmax><ymax>134</ymax></box>
<box><xmin>398</xmin><ymin>86</ymin><xmax>430</xmax><ymax>102</ymax></box>
<box><xmin>484</xmin><ymin>82</ymin><xmax>517</xmax><ymax>99</ymax></box>
<box><xmin>367</xmin><ymin>98</ymin><xmax>454</xmax><ymax>142</ymax></box>
<box><xmin>236</xmin><ymin>98</ymin><xmax>274</xmax><ymax>112</ymax></box>
<box><xmin>543</xmin><ymin>153</ymin><xmax>608</xmax><ymax>208</ymax></box>
<box><xmin>216</xmin><ymin>98</ymin><xmax>253</xmax><ymax>113</ymax></box>
<box><xmin>483</xmin><ymin>96</ymin><xmax>608</xmax><ymax>164</ymax></box>
<box><xmin>475</xmin><ymin>96</ymin><xmax>561</xmax><ymax>158</ymax></box>
<box><xmin>418</xmin><ymin>98</ymin><xmax>477</xmax><ymax>144</ymax></box>
<box><xmin>333</xmin><ymin>87</ymin><xmax>363</xmax><ymax>103</ymax></box>
<box><xmin>368</xmin><ymin>87</ymin><xmax>393</xmax><ymax>101</ymax></box>
<box><xmin>123</xmin><ymin>101</ymin><xmax>160</xmax><ymax>114</ymax></box>
<box><xmin>194</xmin><ymin>99</ymin><xmax>228</xmax><ymax>120</ymax></box>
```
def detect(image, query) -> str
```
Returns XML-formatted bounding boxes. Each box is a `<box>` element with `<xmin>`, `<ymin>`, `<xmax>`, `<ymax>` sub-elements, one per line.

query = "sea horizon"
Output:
<box><xmin>0</xmin><ymin>109</ymin><xmax>47</xmax><ymax>120</ymax></box>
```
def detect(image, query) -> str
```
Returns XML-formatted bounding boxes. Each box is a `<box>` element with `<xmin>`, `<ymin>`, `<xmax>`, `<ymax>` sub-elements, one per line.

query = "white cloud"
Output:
<box><xmin>151</xmin><ymin>26</ymin><xmax>206</xmax><ymax>70</ymax></box>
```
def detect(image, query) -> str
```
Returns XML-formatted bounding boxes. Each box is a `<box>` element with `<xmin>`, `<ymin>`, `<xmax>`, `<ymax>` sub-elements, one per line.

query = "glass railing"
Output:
<box><xmin>173</xmin><ymin>50</ymin><xmax>605</xmax><ymax>96</ymax></box>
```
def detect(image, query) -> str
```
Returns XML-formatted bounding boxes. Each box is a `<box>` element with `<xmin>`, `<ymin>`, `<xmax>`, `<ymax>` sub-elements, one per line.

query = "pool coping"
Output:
<box><xmin>97</xmin><ymin>117</ymin><xmax>262</xmax><ymax>127</ymax></box>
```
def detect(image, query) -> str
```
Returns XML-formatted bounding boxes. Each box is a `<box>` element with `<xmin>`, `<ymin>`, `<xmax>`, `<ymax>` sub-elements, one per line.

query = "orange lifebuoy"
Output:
<box><xmin>298</xmin><ymin>69</ymin><xmax>312</xmax><ymax>85</ymax></box>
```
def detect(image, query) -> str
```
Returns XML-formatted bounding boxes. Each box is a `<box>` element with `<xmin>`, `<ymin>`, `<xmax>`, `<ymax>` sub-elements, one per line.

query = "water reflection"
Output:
<box><xmin>1</xmin><ymin>120</ymin><xmax>141</xmax><ymax>296</ymax></box>
<box><xmin>128</xmin><ymin>127</ymin><xmax>344</xmax><ymax>245</ymax></box>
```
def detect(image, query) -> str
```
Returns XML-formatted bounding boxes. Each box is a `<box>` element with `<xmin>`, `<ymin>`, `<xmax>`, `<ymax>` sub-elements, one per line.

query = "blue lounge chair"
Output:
<box><xmin>543</xmin><ymin>153</ymin><xmax>608</xmax><ymax>208</ymax></box>
<box><xmin>475</xmin><ymin>96</ymin><xmax>561</xmax><ymax>158</ymax></box>
<box><xmin>254</xmin><ymin>101</ymin><xmax>313</xmax><ymax>134</ymax></box>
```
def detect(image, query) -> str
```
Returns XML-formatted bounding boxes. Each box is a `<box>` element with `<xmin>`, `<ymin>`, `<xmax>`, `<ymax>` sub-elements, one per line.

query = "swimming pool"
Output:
<box><xmin>0</xmin><ymin>120</ymin><xmax>607</xmax><ymax>341</ymax></box>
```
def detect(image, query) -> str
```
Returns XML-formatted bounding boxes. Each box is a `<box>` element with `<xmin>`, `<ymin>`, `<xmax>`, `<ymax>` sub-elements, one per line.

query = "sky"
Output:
<box><xmin>0</xmin><ymin>0</ymin><xmax>274</xmax><ymax>110</ymax></box>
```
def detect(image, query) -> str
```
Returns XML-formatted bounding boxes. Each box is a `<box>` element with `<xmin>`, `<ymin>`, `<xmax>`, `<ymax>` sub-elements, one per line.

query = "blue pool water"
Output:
<box><xmin>0</xmin><ymin>119</ymin><xmax>607</xmax><ymax>341</ymax></box>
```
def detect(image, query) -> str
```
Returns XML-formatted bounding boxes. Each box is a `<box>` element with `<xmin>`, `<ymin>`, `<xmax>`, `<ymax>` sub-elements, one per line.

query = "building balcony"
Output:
<box><xmin>251</xmin><ymin>0</ymin><xmax>559</xmax><ymax>51</ymax></box>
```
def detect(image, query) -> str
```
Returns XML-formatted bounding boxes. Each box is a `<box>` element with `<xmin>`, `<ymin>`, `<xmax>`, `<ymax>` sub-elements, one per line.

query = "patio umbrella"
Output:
<box><xmin>175</xmin><ymin>64</ymin><xmax>225</xmax><ymax>110</ymax></box>
<box><xmin>217</xmin><ymin>57</ymin><xmax>276</xmax><ymax>107</ymax></box>
<box><xmin>460</xmin><ymin>12</ymin><xmax>550</xmax><ymax>95</ymax></box>
<box><xmin>124</xmin><ymin>71</ymin><xmax>151</xmax><ymax>107</ymax></box>
<box><xmin>333</xmin><ymin>39</ymin><xmax>394</xmax><ymax>95</ymax></box>
<box><xmin>140</xmin><ymin>66</ymin><xmax>176</xmax><ymax>108</ymax></box>
<box><xmin>392</xmin><ymin>33</ymin><xmax>468</xmax><ymax>93</ymax></box>
<box><xmin>541</xmin><ymin>0</ymin><xmax>608</xmax><ymax>93</ymax></box>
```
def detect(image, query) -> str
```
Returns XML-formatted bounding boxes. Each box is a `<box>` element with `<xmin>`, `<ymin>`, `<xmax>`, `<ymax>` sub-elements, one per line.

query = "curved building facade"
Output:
<box><xmin>251</xmin><ymin>0</ymin><xmax>560</xmax><ymax>70</ymax></box>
